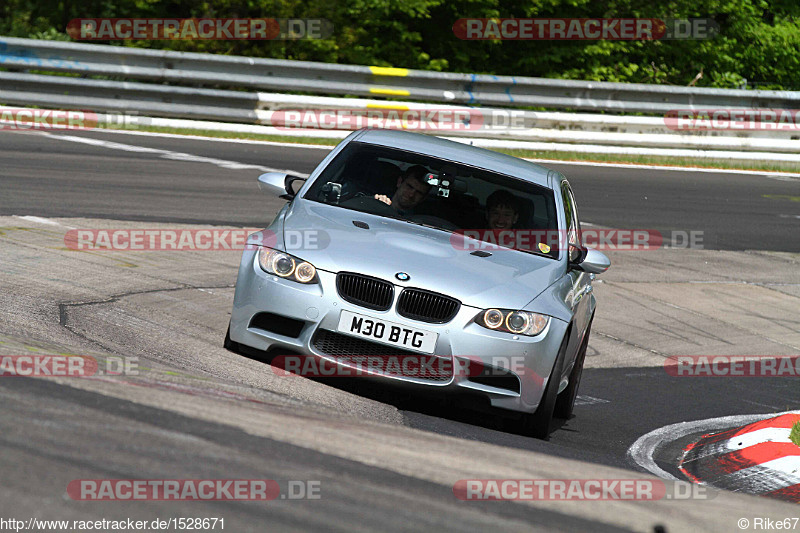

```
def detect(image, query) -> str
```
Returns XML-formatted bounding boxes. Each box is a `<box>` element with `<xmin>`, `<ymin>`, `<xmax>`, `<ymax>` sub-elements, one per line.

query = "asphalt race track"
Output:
<box><xmin>0</xmin><ymin>129</ymin><xmax>798</xmax><ymax>532</ymax></box>
<box><xmin>2</xmin><ymin>129</ymin><xmax>799</xmax><ymax>251</ymax></box>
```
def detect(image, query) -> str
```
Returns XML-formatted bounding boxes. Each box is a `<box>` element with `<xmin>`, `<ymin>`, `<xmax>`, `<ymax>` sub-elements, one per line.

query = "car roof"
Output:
<box><xmin>352</xmin><ymin>128</ymin><xmax>554</xmax><ymax>189</ymax></box>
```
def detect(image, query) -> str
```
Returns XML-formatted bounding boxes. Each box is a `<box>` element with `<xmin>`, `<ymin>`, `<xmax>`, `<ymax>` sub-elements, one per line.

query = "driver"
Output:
<box><xmin>374</xmin><ymin>165</ymin><xmax>432</xmax><ymax>215</ymax></box>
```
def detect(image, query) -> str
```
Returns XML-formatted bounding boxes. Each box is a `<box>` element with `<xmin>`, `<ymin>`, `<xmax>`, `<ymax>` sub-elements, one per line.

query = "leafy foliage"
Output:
<box><xmin>2</xmin><ymin>0</ymin><xmax>799</xmax><ymax>89</ymax></box>
<box><xmin>791</xmin><ymin>421</ymin><xmax>800</xmax><ymax>447</ymax></box>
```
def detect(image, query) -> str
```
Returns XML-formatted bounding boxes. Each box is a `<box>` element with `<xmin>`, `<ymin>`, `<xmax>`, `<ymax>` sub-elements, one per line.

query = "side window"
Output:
<box><xmin>567</xmin><ymin>185</ymin><xmax>581</xmax><ymax>244</ymax></box>
<box><xmin>560</xmin><ymin>181</ymin><xmax>582</xmax><ymax>262</ymax></box>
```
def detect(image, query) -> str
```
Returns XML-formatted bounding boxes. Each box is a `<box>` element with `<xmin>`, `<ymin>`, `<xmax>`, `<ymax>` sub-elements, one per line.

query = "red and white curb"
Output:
<box><xmin>627</xmin><ymin>411</ymin><xmax>800</xmax><ymax>502</ymax></box>
<box><xmin>679</xmin><ymin>413</ymin><xmax>800</xmax><ymax>503</ymax></box>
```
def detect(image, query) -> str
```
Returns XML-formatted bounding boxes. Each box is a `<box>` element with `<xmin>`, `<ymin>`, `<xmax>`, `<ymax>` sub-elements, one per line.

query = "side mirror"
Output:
<box><xmin>257</xmin><ymin>172</ymin><xmax>307</xmax><ymax>200</ymax></box>
<box><xmin>569</xmin><ymin>247</ymin><xmax>610</xmax><ymax>274</ymax></box>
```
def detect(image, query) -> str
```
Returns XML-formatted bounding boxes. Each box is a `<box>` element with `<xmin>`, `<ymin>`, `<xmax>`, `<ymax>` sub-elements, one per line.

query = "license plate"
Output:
<box><xmin>337</xmin><ymin>310</ymin><xmax>438</xmax><ymax>354</ymax></box>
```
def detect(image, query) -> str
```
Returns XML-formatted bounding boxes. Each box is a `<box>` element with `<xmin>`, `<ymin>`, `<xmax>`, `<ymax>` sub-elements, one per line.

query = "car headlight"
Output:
<box><xmin>475</xmin><ymin>309</ymin><xmax>549</xmax><ymax>336</ymax></box>
<box><xmin>257</xmin><ymin>248</ymin><xmax>318</xmax><ymax>284</ymax></box>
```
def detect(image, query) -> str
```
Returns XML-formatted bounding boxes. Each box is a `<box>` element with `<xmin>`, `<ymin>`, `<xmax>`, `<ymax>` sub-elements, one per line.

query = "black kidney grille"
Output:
<box><xmin>336</xmin><ymin>273</ymin><xmax>394</xmax><ymax>311</ymax></box>
<box><xmin>397</xmin><ymin>289</ymin><xmax>460</xmax><ymax>324</ymax></box>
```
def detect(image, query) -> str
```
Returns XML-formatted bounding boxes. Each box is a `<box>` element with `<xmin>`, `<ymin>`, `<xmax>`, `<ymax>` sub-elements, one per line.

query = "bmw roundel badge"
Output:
<box><xmin>395</xmin><ymin>272</ymin><xmax>410</xmax><ymax>281</ymax></box>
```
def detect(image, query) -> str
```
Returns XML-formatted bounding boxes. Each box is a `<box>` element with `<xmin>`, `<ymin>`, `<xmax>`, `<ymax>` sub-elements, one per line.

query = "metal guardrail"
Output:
<box><xmin>0</xmin><ymin>71</ymin><xmax>260</xmax><ymax>122</ymax></box>
<box><xmin>1</xmin><ymin>69</ymin><xmax>798</xmax><ymax>154</ymax></box>
<box><xmin>0</xmin><ymin>36</ymin><xmax>798</xmax><ymax>161</ymax></box>
<box><xmin>252</xmin><ymin>93</ymin><xmax>800</xmax><ymax>140</ymax></box>
<box><xmin>2</xmin><ymin>36</ymin><xmax>800</xmax><ymax>114</ymax></box>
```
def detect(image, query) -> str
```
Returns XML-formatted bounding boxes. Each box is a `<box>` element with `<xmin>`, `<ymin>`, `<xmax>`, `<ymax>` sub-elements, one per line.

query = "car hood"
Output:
<box><xmin>262</xmin><ymin>200</ymin><xmax>564</xmax><ymax>310</ymax></box>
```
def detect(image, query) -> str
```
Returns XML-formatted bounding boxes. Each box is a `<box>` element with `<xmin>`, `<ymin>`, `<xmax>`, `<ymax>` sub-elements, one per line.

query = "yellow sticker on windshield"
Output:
<box><xmin>538</xmin><ymin>243</ymin><xmax>551</xmax><ymax>253</ymax></box>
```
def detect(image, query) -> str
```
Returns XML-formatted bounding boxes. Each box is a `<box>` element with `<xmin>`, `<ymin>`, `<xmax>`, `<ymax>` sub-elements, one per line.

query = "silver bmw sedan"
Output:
<box><xmin>226</xmin><ymin>128</ymin><xmax>609</xmax><ymax>439</ymax></box>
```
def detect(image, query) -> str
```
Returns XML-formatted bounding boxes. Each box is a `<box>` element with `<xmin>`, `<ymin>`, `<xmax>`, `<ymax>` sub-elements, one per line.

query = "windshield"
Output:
<box><xmin>304</xmin><ymin>141</ymin><xmax>560</xmax><ymax>258</ymax></box>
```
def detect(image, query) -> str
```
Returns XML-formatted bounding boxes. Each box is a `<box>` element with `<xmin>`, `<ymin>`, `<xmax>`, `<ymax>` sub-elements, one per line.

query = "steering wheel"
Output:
<box><xmin>339</xmin><ymin>194</ymin><xmax>397</xmax><ymax>215</ymax></box>
<box><xmin>339</xmin><ymin>190</ymin><xmax>373</xmax><ymax>203</ymax></box>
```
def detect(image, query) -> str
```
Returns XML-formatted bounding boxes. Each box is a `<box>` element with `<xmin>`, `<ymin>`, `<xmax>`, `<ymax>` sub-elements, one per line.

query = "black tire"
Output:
<box><xmin>553</xmin><ymin>319</ymin><xmax>592</xmax><ymax>420</ymax></box>
<box><xmin>521</xmin><ymin>329</ymin><xmax>570</xmax><ymax>440</ymax></box>
<box><xmin>223</xmin><ymin>323</ymin><xmax>240</xmax><ymax>353</ymax></box>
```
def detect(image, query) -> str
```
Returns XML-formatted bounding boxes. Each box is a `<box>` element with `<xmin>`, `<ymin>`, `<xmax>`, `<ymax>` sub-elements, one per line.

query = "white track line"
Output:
<box><xmin>32</xmin><ymin>127</ymin><xmax>800</xmax><ymax>179</ymax></box>
<box><xmin>15</xmin><ymin>216</ymin><xmax>64</xmax><ymax>227</ymax></box>
<box><xmin>39</xmin><ymin>133</ymin><xmax>310</xmax><ymax>177</ymax></box>
<box><xmin>70</xmin><ymin>126</ymin><xmax>333</xmax><ymax>150</ymax></box>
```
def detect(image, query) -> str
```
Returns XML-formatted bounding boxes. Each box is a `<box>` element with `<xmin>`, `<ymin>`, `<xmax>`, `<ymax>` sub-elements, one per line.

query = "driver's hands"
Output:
<box><xmin>374</xmin><ymin>194</ymin><xmax>392</xmax><ymax>206</ymax></box>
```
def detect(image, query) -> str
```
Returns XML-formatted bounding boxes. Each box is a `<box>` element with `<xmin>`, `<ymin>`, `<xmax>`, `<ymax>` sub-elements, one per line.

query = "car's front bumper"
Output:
<box><xmin>230</xmin><ymin>248</ymin><xmax>569</xmax><ymax>414</ymax></box>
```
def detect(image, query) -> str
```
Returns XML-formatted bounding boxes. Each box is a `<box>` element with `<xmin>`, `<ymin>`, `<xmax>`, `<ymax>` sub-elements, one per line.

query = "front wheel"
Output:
<box><xmin>553</xmin><ymin>319</ymin><xmax>592</xmax><ymax>420</ymax></box>
<box><xmin>520</xmin><ymin>330</ymin><xmax>569</xmax><ymax>440</ymax></box>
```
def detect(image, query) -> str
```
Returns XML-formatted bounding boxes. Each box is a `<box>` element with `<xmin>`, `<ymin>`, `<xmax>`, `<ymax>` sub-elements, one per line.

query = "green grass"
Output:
<box><xmin>109</xmin><ymin>124</ymin><xmax>800</xmax><ymax>173</ymax></box>
<box><xmin>114</xmin><ymin>125</ymin><xmax>342</xmax><ymax>146</ymax></box>
<box><xmin>499</xmin><ymin>148</ymin><xmax>800</xmax><ymax>173</ymax></box>
<box><xmin>791</xmin><ymin>421</ymin><xmax>800</xmax><ymax>447</ymax></box>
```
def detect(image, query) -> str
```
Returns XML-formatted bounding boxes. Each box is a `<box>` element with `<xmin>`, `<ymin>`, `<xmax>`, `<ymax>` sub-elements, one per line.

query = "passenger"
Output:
<box><xmin>374</xmin><ymin>165</ymin><xmax>432</xmax><ymax>215</ymax></box>
<box><xmin>485</xmin><ymin>189</ymin><xmax>521</xmax><ymax>230</ymax></box>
